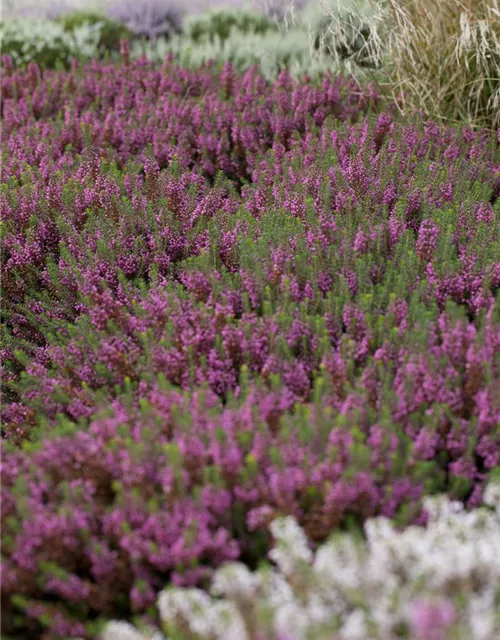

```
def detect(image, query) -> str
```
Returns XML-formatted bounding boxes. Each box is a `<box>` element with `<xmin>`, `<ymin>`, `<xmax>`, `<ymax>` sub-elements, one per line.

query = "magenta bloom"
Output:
<box><xmin>411</xmin><ymin>598</ymin><xmax>457</xmax><ymax>640</ymax></box>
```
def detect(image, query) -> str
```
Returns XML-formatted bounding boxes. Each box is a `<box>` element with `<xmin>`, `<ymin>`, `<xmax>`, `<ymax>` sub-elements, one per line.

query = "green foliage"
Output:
<box><xmin>56</xmin><ymin>9</ymin><xmax>132</xmax><ymax>54</ymax></box>
<box><xmin>0</xmin><ymin>17</ymin><xmax>101</xmax><ymax>68</ymax></box>
<box><xmin>294</xmin><ymin>0</ymin><xmax>382</xmax><ymax>64</ymax></box>
<box><xmin>133</xmin><ymin>0</ymin><xmax>383</xmax><ymax>81</ymax></box>
<box><xmin>184</xmin><ymin>6</ymin><xmax>279</xmax><ymax>44</ymax></box>
<box><xmin>135</xmin><ymin>25</ymin><xmax>337</xmax><ymax>81</ymax></box>
<box><xmin>0</xmin><ymin>2</ymin><xmax>384</xmax><ymax>81</ymax></box>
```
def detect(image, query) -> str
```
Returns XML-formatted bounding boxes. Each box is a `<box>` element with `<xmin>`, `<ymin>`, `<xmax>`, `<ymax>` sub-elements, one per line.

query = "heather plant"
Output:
<box><xmin>103</xmin><ymin>481</ymin><xmax>500</xmax><ymax>640</ymax></box>
<box><xmin>2</xmin><ymin>110</ymin><xmax>500</xmax><ymax>636</ymax></box>
<box><xmin>1</xmin><ymin>54</ymin><xmax>500</xmax><ymax>639</ymax></box>
<box><xmin>1</xmin><ymin>60</ymin><xmax>377</xmax><ymax>181</ymax></box>
<box><xmin>0</xmin><ymin>377</ymin><xmax>431</xmax><ymax>638</ymax></box>
<box><xmin>2</xmin><ymin>76</ymin><xmax>500</xmax><ymax>431</ymax></box>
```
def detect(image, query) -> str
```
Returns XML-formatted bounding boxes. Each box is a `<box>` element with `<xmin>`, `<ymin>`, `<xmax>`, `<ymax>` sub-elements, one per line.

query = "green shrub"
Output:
<box><xmin>183</xmin><ymin>6</ymin><xmax>279</xmax><ymax>44</ymax></box>
<box><xmin>134</xmin><ymin>26</ymin><xmax>338</xmax><ymax>80</ymax></box>
<box><xmin>0</xmin><ymin>18</ymin><xmax>101</xmax><ymax>68</ymax></box>
<box><xmin>133</xmin><ymin>1</ymin><xmax>383</xmax><ymax>81</ymax></box>
<box><xmin>56</xmin><ymin>9</ymin><xmax>132</xmax><ymax>54</ymax></box>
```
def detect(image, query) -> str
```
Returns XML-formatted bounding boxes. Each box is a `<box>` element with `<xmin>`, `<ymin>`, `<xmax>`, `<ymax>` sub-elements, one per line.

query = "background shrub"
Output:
<box><xmin>183</xmin><ymin>6</ymin><xmax>279</xmax><ymax>44</ymax></box>
<box><xmin>133</xmin><ymin>0</ymin><xmax>383</xmax><ymax>80</ymax></box>
<box><xmin>1</xmin><ymin>0</ymin><xmax>106</xmax><ymax>20</ymax></box>
<box><xmin>107</xmin><ymin>0</ymin><xmax>188</xmax><ymax>41</ymax></box>
<box><xmin>137</xmin><ymin>26</ymin><xmax>336</xmax><ymax>79</ymax></box>
<box><xmin>55</xmin><ymin>10</ymin><xmax>133</xmax><ymax>55</ymax></box>
<box><xmin>302</xmin><ymin>0</ymin><xmax>383</xmax><ymax>69</ymax></box>
<box><xmin>0</xmin><ymin>17</ymin><xmax>102</xmax><ymax>68</ymax></box>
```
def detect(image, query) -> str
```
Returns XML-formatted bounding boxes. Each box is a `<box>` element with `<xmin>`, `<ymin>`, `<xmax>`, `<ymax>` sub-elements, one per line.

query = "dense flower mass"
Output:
<box><xmin>102</xmin><ymin>481</ymin><xmax>500</xmax><ymax>640</ymax></box>
<box><xmin>1</xmin><ymin>56</ymin><xmax>378</xmax><ymax>181</ymax></box>
<box><xmin>1</xmin><ymin>54</ymin><xmax>500</xmax><ymax>639</ymax></box>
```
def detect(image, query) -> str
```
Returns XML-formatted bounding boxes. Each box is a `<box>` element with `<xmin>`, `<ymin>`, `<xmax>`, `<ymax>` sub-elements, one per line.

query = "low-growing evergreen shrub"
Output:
<box><xmin>2</xmin><ymin>57</ymin><xmax>500</xmax><ymax>637</ymax></box>
<box><xmin>103</xmin><ymin>481</ymin><xmax>500</xmax><ymax>640</ymax></box>
<box><xmin>1</xmin><ymin>19</ymin><xmax>499</xmax><ymax>639</ymax></box>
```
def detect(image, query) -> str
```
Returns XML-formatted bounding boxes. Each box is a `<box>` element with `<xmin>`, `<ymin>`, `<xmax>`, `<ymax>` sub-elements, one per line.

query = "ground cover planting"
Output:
<box><xmin>1</xmin><ymin>2</ymin><xmax>500</xmax><ymax>640</ymax></box>
<box><xmin>104</xmin><ymin>483</ymin><xmax>500</xmax><ymax>639</ymax></box>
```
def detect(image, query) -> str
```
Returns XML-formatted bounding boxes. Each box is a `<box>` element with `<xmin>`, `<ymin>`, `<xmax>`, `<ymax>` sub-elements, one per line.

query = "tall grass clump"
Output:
<box><xmin>383</xmin><ymin>0</ymin><xmax>500</xmax><ymax>130</ymax></box>
<box><xmin>311</xmin><ymin>0</ymin><xmax>500</xmax><ymax>131</ymax></box>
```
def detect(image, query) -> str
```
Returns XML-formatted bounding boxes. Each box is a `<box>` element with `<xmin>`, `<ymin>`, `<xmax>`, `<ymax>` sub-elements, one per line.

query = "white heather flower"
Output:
<box><xmin>259</xmin><ymin>568</ymin><xmax>296</xmax><ymax>608</ymax></box>
<box><xmin>101</xmin><ymin>621</ymin><xmax>163</xmax><ymax>640</ymax></box>
<box><xmin>273</xmin><ymin>601</ymin><xmax>310</xmax><ymax>640</ymax></box>
<box><xmin>422</xmin><ymin>494</ymin><xmax>464</xmax><ymax>523</ymax></box>
<box><xmin>467</xmin><ymin>591</ymin><xmax>500</xmax><ymax>640</ymax></box>
<box><xmin>158</xmin><ymin>587</ymin><xmax>248</xmax><ymax>640</ymax></box>
<box><xmin>313</xmin><ymin>535</ymin><xmax>365</xmax><ymax>592</ymax></box>
<box><xmin>269</xmin><ymin>515</ymin><xmax>313</xmax><ymax>575</ymax></box>
<box><xmin>209</xmin><ymin>601</ymin><xmax>249</xmax><ymax>640</ymax></box>
<box><xmin>305</xmin><ymin>591</ymin><xmax>337</xmax><ymax>627</ymax></box>
<box><xmin>105</xmin><ymin>482</ymin><xmax>500</xmax><ymax>640</ymax></box>
<box><xmin>212</xmin><ymin>562</ymin><xmax>259</xmax><ymax>601</ymax></box>
<box><xmin>483</xmin><ymin>482</ymin><xmax>500</xmax><ymax>512</ymax></box>
<box><xmin>340</xmin><ymin>610</ymin><xmax>369</xmax><ymax>640</ymax></box>
<box><xmin>158</xmin><ymin>588</ymin><xmax>213</xmax><ymax>636</ymax></box>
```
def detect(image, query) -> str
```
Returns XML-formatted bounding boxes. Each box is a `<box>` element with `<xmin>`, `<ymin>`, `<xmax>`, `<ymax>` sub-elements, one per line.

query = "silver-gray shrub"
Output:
<box><xmin>107</xmin><ymin>0</ymin><xmax>187</xmax><ymax>40</ymax></box>
<box><xmin>0</xmin><ymin>17</ymin><xmax>103</xmax><ymax>67</ymax></box>
<box><xmin>133</xmin><ymin>0</ymin><xmax>382</xmax><ymax>80</ymax></box>
<box><xmin>133</xmin><ymin>24</ymin><xmax>337</xmax><ymax>80</ymax></box>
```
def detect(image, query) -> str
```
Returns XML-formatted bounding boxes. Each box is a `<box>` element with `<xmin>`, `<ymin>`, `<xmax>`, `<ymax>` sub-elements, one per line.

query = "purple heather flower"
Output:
<box><xmin>410</xmin><ymin>598</ymin><xmax>456</xmax><ymax>640</ymax></box>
